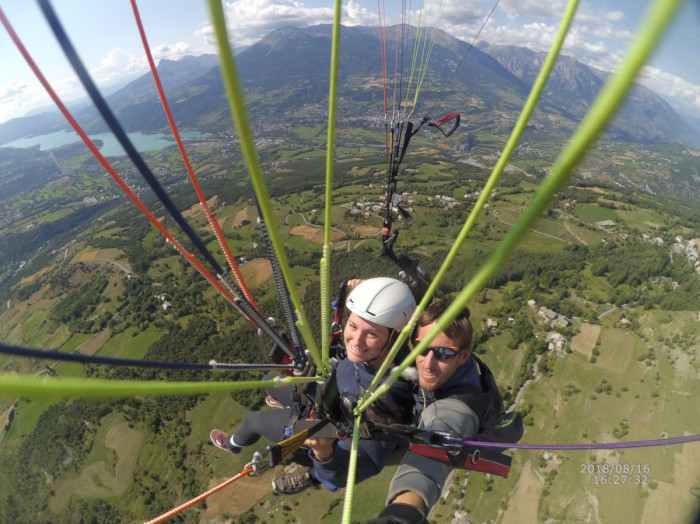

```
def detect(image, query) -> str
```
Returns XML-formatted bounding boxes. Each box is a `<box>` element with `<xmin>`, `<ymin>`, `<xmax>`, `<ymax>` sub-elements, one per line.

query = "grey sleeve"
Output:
<box><xmin>386</xmin><ymin>398</ymin><xmax>479</xmax><ymax>510</ymax></box>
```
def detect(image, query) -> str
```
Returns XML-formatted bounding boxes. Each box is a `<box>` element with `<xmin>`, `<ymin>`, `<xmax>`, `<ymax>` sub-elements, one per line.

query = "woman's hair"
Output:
<box><xmin>417</xmin><ymin>298</ymin><xmax>473</xmax><ymax>351</ymax></box>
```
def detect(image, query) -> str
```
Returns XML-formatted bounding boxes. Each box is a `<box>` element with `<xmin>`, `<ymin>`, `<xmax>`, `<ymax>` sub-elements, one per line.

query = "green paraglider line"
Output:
<box><xmin>207</xmin><ymin>0</ymin><xmax>322</xmax><ymax>369</ymax></box>
<box><xmin>0</xmin><ymin>374</ymin><xmax>320</xmax><ymax>399</ymax></box>
<box><xmin>358</xmin><ymin>0</ymin><xmax>582</xmax><ymax>408</ymax></box>
<box><xmin>0</xmin><ymin>1</ymin><xmax>692</xmax><ymax>523</ymax></box>
<box><xmin>341</xmin><ymin>414</ymin><xmax>364</xmax><ymax>524</ymax></box>
<box><xmin>410</xmin><ymin>0</ymin><xmax>447</xmax><ymax>111</ymax></box>
<box><xmin>358</xmin><ymin>0</ymin><xmax>686</xmax><ymax>412</ymax></box>
<box><xmin>321</xmin><ymin>0</ymin><xmax>344</xmax><ymax>373</ymax></box>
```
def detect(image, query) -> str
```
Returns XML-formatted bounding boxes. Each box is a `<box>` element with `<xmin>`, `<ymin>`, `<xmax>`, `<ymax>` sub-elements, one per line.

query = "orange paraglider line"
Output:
<box><xmin>144</xmin><ymin>466</ymin><xmax>255</xmax><ymax>524</ymax></box>
<box><xmin>130</xmin><ymin>0</ymin><xmax>259</xmax><ymax>309</ymax></box>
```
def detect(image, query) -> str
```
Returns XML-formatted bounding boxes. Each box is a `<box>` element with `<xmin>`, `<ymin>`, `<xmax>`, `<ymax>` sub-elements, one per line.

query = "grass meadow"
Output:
<box><xmin>1</xmin><ymin>150</ymin><xmax>698</xmax><ymax>523</ymax></box>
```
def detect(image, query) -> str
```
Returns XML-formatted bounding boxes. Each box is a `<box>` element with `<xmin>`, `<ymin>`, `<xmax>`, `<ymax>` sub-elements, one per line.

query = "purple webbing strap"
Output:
<box><xmin>443</xmin><ymin>434</ymin><xmax>700</xmax><ymax>451</ymax></box>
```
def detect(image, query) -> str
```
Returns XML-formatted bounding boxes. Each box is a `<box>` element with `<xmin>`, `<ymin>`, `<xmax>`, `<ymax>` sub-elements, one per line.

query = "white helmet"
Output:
<box><xmin>346</xmin><ymin>277</ymin><xmax>416</xmax><ymax>330</ymax></box>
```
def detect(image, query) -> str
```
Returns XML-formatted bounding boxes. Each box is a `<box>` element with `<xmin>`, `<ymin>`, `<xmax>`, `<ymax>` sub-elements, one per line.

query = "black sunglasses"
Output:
<box><xmin>411</xmin><ymin>338</ymin><xmax>463</xmax><ymax>362</ymax></box>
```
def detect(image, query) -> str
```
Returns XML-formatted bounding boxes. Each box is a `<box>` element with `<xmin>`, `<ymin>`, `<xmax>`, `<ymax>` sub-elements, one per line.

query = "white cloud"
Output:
<box><xmin>474</xmin><ymin>21</ymin><xmax>561</xmax><ymax>54</ymax></box>
<box><xmin>0</xmin><ymin>57</ymin><xmax>126</xmax><ymax>124</ymax></box>
<box><xmin>499</xmin><ymin>0</ymin><xmax>567</xmax><ymax>20</ymax></box>
<box><xmin>450</xmin><ymin>2</ymin><xmax>637</xmax><ymax>77</ymax></box>
<box><xmin>196</xmin><ymin>0</ymin><xmax>379</xmax><ymax>48</ymax></box>
<box><xmin>478</xmin><ymin>0</ymin><xmax>633</xmax><ymax>65</ymax></box>
<box><xmin>0</xmin><ymin>77</ymin><xmax>88</xmax><ymax>124</ymax></box>
<box><xmin>3</xmin><ymin>0</ymin><xmax>698</xmax><ymax>125</ymax></box>
<box><xmin>50</xmin><ymin>76</ymin><xmax>85</xmax><ymax>100</ymax></box>
<box><xmin>435</xmin><ymin>0</ymin><xmax>484</xmax><ymax>26</ymax></box>
<box><xmin>90</xmin><ymin>48</ymin><xmax>146</xmax><ymax>87</ymax></box>
<box><xmin>640</xmin><ymin>65</ymin><xmax>700</xmax><ymax>109</ymax></box>
<box><xmin>0</xmin><ymin>83</ymin><xmax>44</xmax><ymax>123</ymax></box>
<box><xmin>208</xmin><ymin>0</ymin><xmax>334</xmax><ymax>47</ymax></box>
<box><xmin>605</xmin><ymin>10</ymin><xmax>625</xmax><ymax>23</ymax></box>
<box><xmin>0</xmin><ymin>82</ymin><xmax>29</xmax><ymax>102</ymax></box>
<box><xmin>340</xmin><ymin>0</ymin><xmax>376</xmax><ymax>26</ymax></box>
<box><xmin>152</xmin><ymin>42</ymin><xmax>201</xmax><ymax>61</ymax></box>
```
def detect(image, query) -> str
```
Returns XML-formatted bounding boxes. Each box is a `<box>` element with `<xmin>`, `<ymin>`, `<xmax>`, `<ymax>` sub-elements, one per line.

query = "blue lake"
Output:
<box><xmin>2</xmin><ymin>130</ymin><xmax>206</xmax><ymax>157</ymax></box>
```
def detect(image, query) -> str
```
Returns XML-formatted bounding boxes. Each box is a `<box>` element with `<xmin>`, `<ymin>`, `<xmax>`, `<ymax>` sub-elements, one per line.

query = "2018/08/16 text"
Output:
<box><xmin>580</xmin><ymin>463</ymin><xmax>650</xmax><ymax>486</ymax></box>
<box><xmin>580</xmin><ymin>463</ymin><xmax>651</xmax><ymax>475</ymax></box>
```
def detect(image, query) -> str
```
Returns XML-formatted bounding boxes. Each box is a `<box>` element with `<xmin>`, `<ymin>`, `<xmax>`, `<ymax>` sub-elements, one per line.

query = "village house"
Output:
<box><xmin>546</xmin><ymin>331</ymin><xmax>567</xmax><ymax>352</ymax></box>
<box><xmin>537</xmin><ymin>304</ymin><xmax>570</xmax><ymax>329</ymax></box>
<box><xmin>154</xmin><ymin>293</ymin><xmax>173</xmax><ymax>311</ymax></box>
<box><xmin>671</xmin><ymin>239</ymin><xmax>699</xmax><ymax>272</ymax></box>
<box><xmin>538</xmin><ymin>306</ymin><xmax>557</xmax><ymax>321</ymax></box>
<box><xmin>596</xmin><ymin>220</ymin><xmax>616</xmax><ymax>228</ymax></box>
<box><xmin>551</xmin><ymin>315</ymin><xmax>570</xmax><ymax>328</ymax></box>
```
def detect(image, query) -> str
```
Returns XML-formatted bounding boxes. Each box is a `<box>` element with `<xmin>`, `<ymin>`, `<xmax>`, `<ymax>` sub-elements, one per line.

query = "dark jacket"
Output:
<box><xmin>387</xmin><ymin>355</ymin><xmax>483</xmax><ymax>509</ymax></box>
<box><xmin>311</xmin><ymin>358</ymin><xmax>413</xmax><ymax>491</ymax></box>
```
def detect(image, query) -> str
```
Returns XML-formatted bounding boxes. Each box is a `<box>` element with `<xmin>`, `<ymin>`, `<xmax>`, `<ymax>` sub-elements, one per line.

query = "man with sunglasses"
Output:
<box><xmin>365</xmin><ymin>298</ymin><xmax>493</xmax><ymax>524</ymax></box>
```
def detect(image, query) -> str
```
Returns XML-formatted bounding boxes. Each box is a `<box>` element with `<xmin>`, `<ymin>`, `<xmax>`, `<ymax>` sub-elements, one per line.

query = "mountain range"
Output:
<box><xmin>0</xmin><ymin>24</ymin><xmax>697</xmax><ymax>148</ymax></box>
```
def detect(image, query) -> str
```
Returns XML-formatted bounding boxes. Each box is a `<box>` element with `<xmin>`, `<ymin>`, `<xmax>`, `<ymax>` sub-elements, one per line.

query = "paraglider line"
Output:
<box><xmin>38</xmin><ymin>0</ymin><xmax>223</xmax><ymax>277</ymax></box>
<box><xmin>448</xmin><ymin>434</ymin><xmax>700</xmax><ymax>451</ymax></box>
<box><xmin>130</xmin><ymin>0</ymin><xmax>258</xmax><ymax>309</ymax></box>
<box><xmin>145</xmin><ymin>466</ymin><xmax>255</xmax><ymax>524</ymax></box>
<box><xmin>0</xmin><ymin>341</ymin><xmax>299</xmax><ymax>372</ymax></box>
<box><xmin>40</xmin><ymin>0</ymin><xmax>298</xmax><ymax>359</ymax></box>
<box><xmin>0</xmin><ymin>5</ymin><xmax>252</xmax><ymax>323</ymax></box>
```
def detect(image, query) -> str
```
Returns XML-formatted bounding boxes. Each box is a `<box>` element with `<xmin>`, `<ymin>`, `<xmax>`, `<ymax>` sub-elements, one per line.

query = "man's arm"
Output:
<box><xmin>385</xmin><ymin>397</ymin><xmax>479</xmax><ymax>511</ymax></box>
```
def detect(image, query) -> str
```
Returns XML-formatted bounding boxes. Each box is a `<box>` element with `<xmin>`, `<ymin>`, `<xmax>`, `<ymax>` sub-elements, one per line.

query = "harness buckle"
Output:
<box><xmin>245</xmin><ymin>451</ymin><xmax>267</xmax><ymax>476</ymax></box>
<box><xmin>412</xmin><ymin>429</ymin><xmax>463</xmax><ymax>448</ymax></box>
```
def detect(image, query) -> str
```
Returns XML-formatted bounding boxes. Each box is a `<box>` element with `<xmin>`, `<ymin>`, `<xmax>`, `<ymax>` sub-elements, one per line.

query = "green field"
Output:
<box><xmin>1</xmin><ymin>133</ymin><xmax>699</xmax><ymax>523</ymax></box>
<box><xmin>5</xmin><ymin>396</ymin><xmax>60</xmax><ymax>440</ymax></box>
<box><xmin>618</xmin><ymin>207</ymin><xmax>667</xmax><ymax>231</ymax></box>
<box><xmin>96</xmin><ymin>327</ymin><xmax>165</xmax><ymax>360</ymax></box>
<box><xmin>575</xmin><ymin>203</ymin><xmax>620</xmax><ymax>223</ymax></box>
<box><xmin>59</xmin><ymin>333</ymin><xmax>93</xmax><ymax>352</ymax></box>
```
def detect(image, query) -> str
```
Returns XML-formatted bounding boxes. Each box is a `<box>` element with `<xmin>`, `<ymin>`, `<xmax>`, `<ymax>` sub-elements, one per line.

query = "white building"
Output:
<box><xmin>546</xmin><ymin>331</ymin><xmax>566</xmax><ymax>352</ymax></box>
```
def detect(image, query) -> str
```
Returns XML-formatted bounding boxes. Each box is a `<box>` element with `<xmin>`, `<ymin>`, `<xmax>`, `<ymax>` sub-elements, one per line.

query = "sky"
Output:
<box><xmin>0</xmin><ymin>0</ymin><xmax>699</xmax><ymax>126</ymax></box>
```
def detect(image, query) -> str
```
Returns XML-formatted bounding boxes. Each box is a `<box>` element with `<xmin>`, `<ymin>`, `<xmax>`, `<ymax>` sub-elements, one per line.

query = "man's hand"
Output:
<box><xmin>304</xmin><ymin>436</ymin><xmax>336</xmax><ymax>462</ymax></box>
<box><xmin>391</xmin><ymin>491</ymin><xmax>426</xmax><ymax>511</ymax></box>
<box><xmin>356</xmin><ymin>503</ymin><xmax>427</xmax><ymax>524</ymax></box>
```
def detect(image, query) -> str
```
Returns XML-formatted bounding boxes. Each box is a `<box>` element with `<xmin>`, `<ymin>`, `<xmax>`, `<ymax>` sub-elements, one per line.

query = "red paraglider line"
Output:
<box><xmin>130</xmin><ymin>0</ymin><xmax>259</xmax><ymax>310</ymax></box>
<box><xmin>378</xmin><ymin>0</ymin><xmax>389</xmax><ymax>154</ymax></box>
<box><xmin>0</xmin><ymin>7</ymin><xmax>257</xmax><ymax>323</ymax></box>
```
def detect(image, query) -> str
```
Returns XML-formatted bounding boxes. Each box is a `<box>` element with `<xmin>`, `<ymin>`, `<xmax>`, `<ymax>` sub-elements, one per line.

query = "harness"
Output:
<box><xmin>409</xmin><ymin>443</ymin><xmax>512</xmax><ymax>478</ymax></box>
<box><xmin>371</xmin><ymin>355</ymin><xmax>521</xmax><ymax>478</ymax></box>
